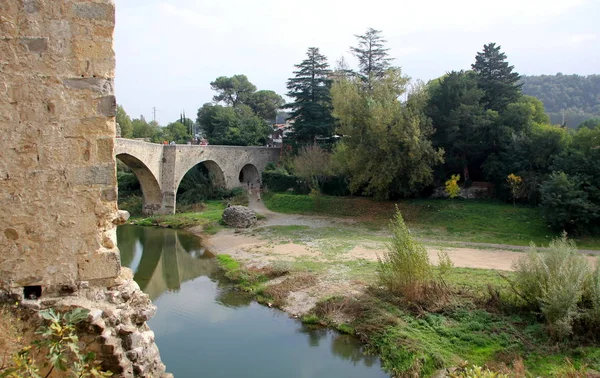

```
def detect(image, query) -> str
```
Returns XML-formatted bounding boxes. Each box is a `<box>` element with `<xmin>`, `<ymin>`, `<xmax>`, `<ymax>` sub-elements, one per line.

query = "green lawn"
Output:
<box><xmin>263</xmin><ymin>193</ymin><xmax>600</xmax><ymax>249</ymax></box>
<box><xmin>131</xmin><ymin>200</ymin><xmax>225</xmax><ymax>234</ymax></box>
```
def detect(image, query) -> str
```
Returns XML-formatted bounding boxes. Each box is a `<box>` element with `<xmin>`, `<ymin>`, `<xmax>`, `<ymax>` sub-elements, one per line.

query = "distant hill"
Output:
<box><xmin>521</xmin><ymin>74</ymin><xmax>600</xmax><ymax>127</ymax></box>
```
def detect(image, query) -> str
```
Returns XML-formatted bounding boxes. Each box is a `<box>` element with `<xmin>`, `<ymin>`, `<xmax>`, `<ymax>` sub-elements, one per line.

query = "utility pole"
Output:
<box><xmin>152</xmin><ymin>107</ymin><xmax>157</xmax><ymax>123</ymax></box>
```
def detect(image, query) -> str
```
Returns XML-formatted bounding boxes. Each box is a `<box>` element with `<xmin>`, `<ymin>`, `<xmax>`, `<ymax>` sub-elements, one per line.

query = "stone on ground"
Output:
<box><xmin>222</xmin><ymin>206</ymin><xmax>257</xmax><ymax>228</ymax></box>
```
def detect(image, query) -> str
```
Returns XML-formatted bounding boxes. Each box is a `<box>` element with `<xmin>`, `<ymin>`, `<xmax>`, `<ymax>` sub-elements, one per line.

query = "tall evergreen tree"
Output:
<box><xmin>471</xmin><ymin>43</ymin><xmax>522</xmax><ymax>112</ymax></box>
<box><xmin>285</xmin><ymin>47</ymin><xmax>335</xmax><ymax>142</ymax></box>
<box><xmin>350</xmin><ymin>28</ymin><xmax>393</xmax><ymax>84</ymax></box>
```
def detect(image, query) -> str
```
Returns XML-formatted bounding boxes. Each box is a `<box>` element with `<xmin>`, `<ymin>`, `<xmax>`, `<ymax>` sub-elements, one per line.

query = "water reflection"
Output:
<box><xmin>117</xmin><ymin>225</ymin><xmax>217</xmax><ymax>300</ymax></box>
<box><xmin>117</xmin><ymin>226</ymin><xmax>388</xmax><ymax>378</ymax></box>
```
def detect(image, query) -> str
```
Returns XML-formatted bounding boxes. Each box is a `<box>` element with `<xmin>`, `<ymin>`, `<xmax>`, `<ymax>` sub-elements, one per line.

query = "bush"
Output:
<box><xmin>117</xmin><ymin>171</ymin><xmax>141</xmax><ymax>193</ymax></box>
<box><xmin>540</xmin><ymin>172</ymin><xmax>598</xmax><ymax>233</ymax></box>
<box><xmin>377</xmin><ymin>207</ymin><xmax>432</xmax><ymax>300</ymax></box>
<box><xmin>449</xmin><ymin>365</ymin><xmax>510</xmax><ymax>378</ymax></box>
<box><xmin>262</xmin><ymin>170</ymin><xmax>297</xmax><ymax>192</ymax></box>
<box><xmin>510</xmin><ymin>234</ymin><xmax>591</xmax><ymax>339</ymax></box>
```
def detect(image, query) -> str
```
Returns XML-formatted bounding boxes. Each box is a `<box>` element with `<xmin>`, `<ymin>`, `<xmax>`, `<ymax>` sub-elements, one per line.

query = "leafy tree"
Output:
<box><xmin>540</xmin><ymin>172</ymin><xmax>597</xmax><ymax>233</ymax></box>
<box><xmin>350</xmin><ymin>28</ymin><xmax>392</xmax><ymax>84</ymax></box>
<box><xmin>131</xmin><ymin>118</ymin><xmax>160</xmax><ymax>140</ymax></box>
<box><xmin>210</xmin><ymin>75</ymin><xmax>256</xmax><ymax>107</ymax></box>
<box><xmin>445</xmin><ymin>174</ymin><xmax>461</xmax><ymax>202</ymax></box>
<box><xmin>293</xmin><ymin>144</ymin><xmax>331</xmax><ymax>192</ymax></box>
<box><xmin>506</xmin><ymin>173</ymin><xmax>523</xmax><ymax>206</ymax></box>
<box><xmin>331</xmin><ymin>69</ymin><xmax>443</xmax><ymax>199</ymax></box>
<box><xmin>285</xmin><ymin>47</ymin><xmax>335</xmax><ymax>142</ymax></box>
<box><xmin>196</xmin><ymin>103</ymin><xmax>270</xmax><ymax>146</ymax></box>
<box><xmin>427</xmin><ymin>70</ymin><xmax>496</xmax><ymax>181</ymax></box>
<box><xmin>116</xmin><ymin>105</ymin><xmax>133</xmax><ymax>138</ymax></box>
<box><xmin>472</xmin><ymin>43</ymin><xmax>522</xmax><ymax>112</ymax></box>
<box><xmin>246</xmin><ymin>90</ymin><xmax>284</xmax><ymax>121</ymax></box>
<box><xmin>163</xmin><ymin>121</ymin><xmax>190</xmax><ymax>144</ymax></box>
<box><xmin>578</xmin><ymin>118</ymin><xmax>600</xmax><ymax>130</ymax></box>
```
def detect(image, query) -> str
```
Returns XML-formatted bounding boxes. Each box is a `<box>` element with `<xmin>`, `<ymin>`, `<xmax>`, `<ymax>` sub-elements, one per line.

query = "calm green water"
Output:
<box><xmin>117</xmin><ymin>225</ymin><xmax>389</xmax><ymax>378</ymax></box>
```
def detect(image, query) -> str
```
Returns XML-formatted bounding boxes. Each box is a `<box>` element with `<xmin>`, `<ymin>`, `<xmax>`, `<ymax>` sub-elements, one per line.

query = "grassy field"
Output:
<box><xmin>263</xmin><ymin>193</ymin><xmax>600</xmax><ymax>249</ymax></box>
<box><xmin>131</xmin><ymin>200</ymin><xmax>226</xmax><ymax>234</ymax></box>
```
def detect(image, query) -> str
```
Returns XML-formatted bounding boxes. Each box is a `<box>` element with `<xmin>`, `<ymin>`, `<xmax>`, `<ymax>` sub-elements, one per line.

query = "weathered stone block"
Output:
<box><xmin>97</xmin><ymin>95</ymin><xmax>116</xmax><ymax>117</ymax></box>
<box><xmin>78</xmin><ymin>249</ymin><xmax>120</xmax><ymax>281</ymax></box>
<box><xmin>72</xmin><ymin>3</ymin><xmax>113</xmax><ymax>21</ymax></box>
<box><xmin>20</xmin><ymin>37</ymin><xmax>47</xmax><ymax>53</ymax></box>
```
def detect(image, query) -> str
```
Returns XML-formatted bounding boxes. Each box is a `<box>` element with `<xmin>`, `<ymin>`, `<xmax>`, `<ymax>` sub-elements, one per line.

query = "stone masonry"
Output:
<box><xmin>115</xmin><ymin>138</ymin><xmax>280</xmax><ymax>215</ymax></box>
<box><xmin>0</xmin><ymin>1</ymin><xmax>170</xmax><ymax>376</ymax></box>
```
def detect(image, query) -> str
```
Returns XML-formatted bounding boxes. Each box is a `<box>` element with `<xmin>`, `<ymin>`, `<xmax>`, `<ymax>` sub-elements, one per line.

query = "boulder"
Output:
<box><xmin>222</xmin><ymin>206</ymin><xmax>257</xmax><ymax>228</ymax></box>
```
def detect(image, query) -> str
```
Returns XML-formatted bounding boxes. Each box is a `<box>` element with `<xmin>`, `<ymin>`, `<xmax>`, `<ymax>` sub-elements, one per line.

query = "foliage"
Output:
<box><xmin>449</xmin><ymin>365</ymin><xmax>510</xmax><ymax>378</ymax></box>
<box><xmin>426</xmin><ymin>70</ymin><xmax>495</xmax><ymax>181</ymax></box>
<box><xmin>506</xmin><ymin>173</ymin><xmax>523</xmax><ymax>206</ymax></box>
<box><xmin>445</xmin><ymin>174</ymin><xmax>461</xmax><ymax>200</ymax></box>
<box><xmin>261</xmin><ymin>170</ymin><xmax>297</xmax><ymax>192</ymax></box>
<box><xmin>210</xmin><ymin>74</ymin><xmax>284</xmax><ymax>121</ymax></box>
<box><xmin>350</xmin><ymin>28</ymin><xmax>393</xmax><ymax>85</ymax></box>
<box><xmin>0</xmin><ymin>308</ymin><xmax>111</xmax><ymax>378</ymax></box>
<box><xmin>210</xmin><ymin>74</ymin><xmax>257</xmax><ymax>107</ymax></box>
<box><xmin>521</xmin><ymin>74</ymin><xmax>600</xmax><ymax>127</ymax></box>
<box><xmin>196</xmin><ymin>103</ymin><xmax>271</xmax><ymax>146</ymax></box>
<box><xmin>471</xmin><ymin>42</ymin><xmax>522</xmax><ymax>112</ymax></box>
<box><xmin>116</xmin><ymin>105</ymin><xmax>133</xmax><ymax>138</ymax></box>
<box><xmin>578</xmin><ymin>118</ymin><xmax>600</xmax><ymax>130</ymax></box>
<box><xmin>284</xmin><ymin>47</ymin><xmax>335</xmax><ymax>142</ymax></box>
<box><xmin>540</xmin><ymin>172</ymin><xmax>597</xmax><ymax>233</ymax></box>
<box><xmin>331</xmin><ymin>69</ymin><xmax>443</xmax><ymax>199</ymax></box>
<box><xmin>377</xmin><ymin>207</ymin><xmax>432</xmax><ymax>299</ymax></box>
<box><xmin>177</xmin><ymin>164</ymin><xmax>237</xmax><ymax>205</ymax></box>
<box><xmin>292</xmin><ymin>144</ymin><xmax>331</xmax><ymax>192</ymax></box>
<box><xmin>162</xmin><ymin>121</ymin><xmax>191</xmax><ymax>144</ymax></box>
<box><xmin>510</xmin><ymin>234</ymin><xmax>591</xmax><ymax>339</ymax></box>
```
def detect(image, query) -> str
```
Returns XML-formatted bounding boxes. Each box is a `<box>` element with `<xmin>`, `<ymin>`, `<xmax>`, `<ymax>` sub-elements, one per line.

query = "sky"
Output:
<box><xmin>114</xmin><ymin>0</ymin><xmax>600</xmax><ymax>125</ymax></box>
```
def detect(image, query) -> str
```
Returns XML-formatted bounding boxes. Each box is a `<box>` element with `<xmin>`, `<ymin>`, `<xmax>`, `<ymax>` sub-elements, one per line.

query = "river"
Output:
<box><xmin>117</xmin><ymin>225</ymin><xmax>389</xmax><ymax>378</ymax></box>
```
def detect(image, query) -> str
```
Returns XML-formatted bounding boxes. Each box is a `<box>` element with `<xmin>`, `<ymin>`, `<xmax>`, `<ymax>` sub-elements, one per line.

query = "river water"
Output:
<box><xmin>117</xmin><ymin>225</ymin><xmax>389</xmax><ymax>378</ymax></box>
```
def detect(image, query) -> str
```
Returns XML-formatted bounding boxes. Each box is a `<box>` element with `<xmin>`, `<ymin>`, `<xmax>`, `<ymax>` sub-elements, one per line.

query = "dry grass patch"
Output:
<box><xmin>261</xmin><ymin>273</ymin><xmax>318</xmax><ymax>307</ymax></box>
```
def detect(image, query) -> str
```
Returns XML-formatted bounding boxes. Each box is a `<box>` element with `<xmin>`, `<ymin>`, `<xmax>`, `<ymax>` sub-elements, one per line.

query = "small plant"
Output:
<box><xmin>377</xmin><ymin>206</ymin><xmax>432</xmax><ymax>300</ymax></box>
<box><xmin>437</xmin><ymin>249</ymin><xmax>454</xmax><ymax>281</ymax></box>
<box><xmin>0</xmin><ymin>308</ymin><xmax>111</xmax><ymax>378</ymax></box>
<box><xmin>449</xmin><ymin>364</ymin><xmax>510</xmax><ymax>378</ymax></box>
<box><xmin>506</xmin><ymin>173</ymin><xmax>523</xmax><ymax>207</ymax></box>
<box><xmin>509</xmin><ymin>233</ymin><xmax>591</xmax><ymax>339</ymax></box>
<box><xmin>445</xmin><ymin>174</ymin><xmax>461</xmax><ymax>203</ymax></box>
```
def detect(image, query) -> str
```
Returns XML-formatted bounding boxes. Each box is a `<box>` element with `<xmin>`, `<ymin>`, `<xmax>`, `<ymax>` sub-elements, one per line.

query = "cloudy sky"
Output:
<box><xmin>114</xmin><ymin>0</ymin><xmax>599</xmax><ymax>124</ymax></box>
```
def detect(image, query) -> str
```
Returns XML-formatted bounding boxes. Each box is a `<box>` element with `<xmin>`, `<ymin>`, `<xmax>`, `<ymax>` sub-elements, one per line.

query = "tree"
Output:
<box><xmin>293</xmin><ymin>144</ymin><xmax>331</xmax><ymax>191</ymax></box>
<box><xmin>331</xmin><ymin>69</ymin><xmax>444</xmax><ymax>199</ymax></box>
<box><xmin>246</xmin><ymin>90</ymin><xmax>284</xmax><ymax>121</ymax></box>
<box><xmin>196</xmin><ymin>103</ymin><xmax>270</xmax><ymax>146</ymax></box>
<box><xmin>210</xmin><ymin>75</ymin><xmax>257</xmax><ymax>107</ymax></box>
<box><xmin>131</xmin><ymin>118</ymin><xmax>160</xmax><ymax>140</ymax></box>
<box><xmin>578</xmin><ymin>118</ymin><xmax>600</xmax><ymax>130</ymax></box>
<box><xmin>350</xmin><ymin>28</ymin><xmax>392</xmax><ymax>84</ymax></box>
<box><xmin>472</xmin><ymin>43</ymin><xmax>522</xmax><ymax>112</ymax></box>
<box><xmin>445</xmin><ymin>174</ymin><xmax>461</xmax><ymax>202</ymax></box>
<box><xmin>285</xmin><ymin>47</ymin><xmax>335</xmax><ymax>142</ymax></box>
<box><xmin>506</xmin><ymin>173</ymin><xmax>523</xmax><ymax>206</ymax></box>
<box><xmin>163</xmin><ymin>121</ymin><xmax>190</xmax><ymax>144</ymax></box>
<box><xmin>427</xmin><ymin>70</ymin><xmax>497</xmax><ymax>181</ymax></box>
<box><xmin>116</xmin><ymin>105</ymin><xmax>133</xmax><ymax>138</ymax></box>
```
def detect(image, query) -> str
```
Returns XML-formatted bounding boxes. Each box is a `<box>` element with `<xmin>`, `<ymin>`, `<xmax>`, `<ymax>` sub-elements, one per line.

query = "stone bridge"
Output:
<box><xmin>114</xmin><ymin>139</ymin><xmax>280</xmax><ymax>215</ymax></box>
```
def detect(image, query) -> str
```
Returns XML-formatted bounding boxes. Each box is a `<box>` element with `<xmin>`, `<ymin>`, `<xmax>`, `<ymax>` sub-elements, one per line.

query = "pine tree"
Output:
<box><xmin>285</xmin><ymin>47</ymin><xmax>335</xmax><ymax>142</ymax></box>
<box><xmin>471</xmin><ymin>42</ymin><xmax>522</xmax><ymax>112</ymax></box>
<box><xmin>350</xmin><ymin>28</ymin><xmax>393</xmax><ymax>84</ymax></box>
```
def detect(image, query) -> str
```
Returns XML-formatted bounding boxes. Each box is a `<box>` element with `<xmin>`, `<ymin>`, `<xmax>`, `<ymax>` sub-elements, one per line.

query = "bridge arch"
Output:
<box><xmin>116</xmin><ymin>153</ymin><xmax>163</xmax><ymax>215</ymax></box>
<box><xmin>175</xmin><ymin>159</ymin><xmax>227</xmax><ymax>193</ymax></box>
<box><xmin>238</xmin><ymin>164</ymin><xmax>260</xmax><ymax>186</ymax></box>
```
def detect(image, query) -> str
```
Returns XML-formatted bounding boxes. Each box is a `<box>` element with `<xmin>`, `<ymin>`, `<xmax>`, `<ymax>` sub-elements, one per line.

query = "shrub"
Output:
<box><xmin>540</xmin><ymin>172</ymin><xmax>598</xmax><ymax>233</ymax></box>
<box><xmin>510</xmin><ymin>234</ymin><xmax>591</xmax><ymax>339</ymax></box>
<box><xmin>0</xmin><ymin>308</ymin><xmax>111</xmax><ymax>378</ymax></box>
<box><xmin>377</xmin><ymin>207</ymin><xmax>432</xmax><ymax>300</ymax></box>
<box><xmin>445</xmin><ymin>174</ymin><xmax>461</xmax><ymax>201</ymax></box>
<box><xmin>449</xmin><ymin>365</ymin><xmax>510</xmax><ymax>378</ymax></box>
<box><xmin>262</xmin><ymin>170</ymin><xmax>297</xmax><ymax>192</ymax></box>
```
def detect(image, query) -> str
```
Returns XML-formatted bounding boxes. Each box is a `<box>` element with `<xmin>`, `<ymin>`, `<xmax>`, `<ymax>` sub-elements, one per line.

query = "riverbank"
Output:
<box><xmin>129</xmin><ymin>196</ymin><xmax>600</xmax><ymax>376</ymax></box>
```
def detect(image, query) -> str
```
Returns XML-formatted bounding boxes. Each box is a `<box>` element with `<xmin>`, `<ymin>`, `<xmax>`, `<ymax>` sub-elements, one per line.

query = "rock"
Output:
<box><xmin>113</xmin><ymin>210</ymin><xmax>130</xmax><ymax>225</ymax></box>
<box><xmin>222</xmin><ymin>206</ymin><xmax>257</xmax><ymax>228</ymax></box>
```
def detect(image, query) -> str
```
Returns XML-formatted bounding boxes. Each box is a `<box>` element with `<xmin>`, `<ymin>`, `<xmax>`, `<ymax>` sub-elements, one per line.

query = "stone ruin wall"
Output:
<box><xmin>0</xmin><ymin>1</ymin><xmax>170</xmax><ymax>376</ymax></box>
